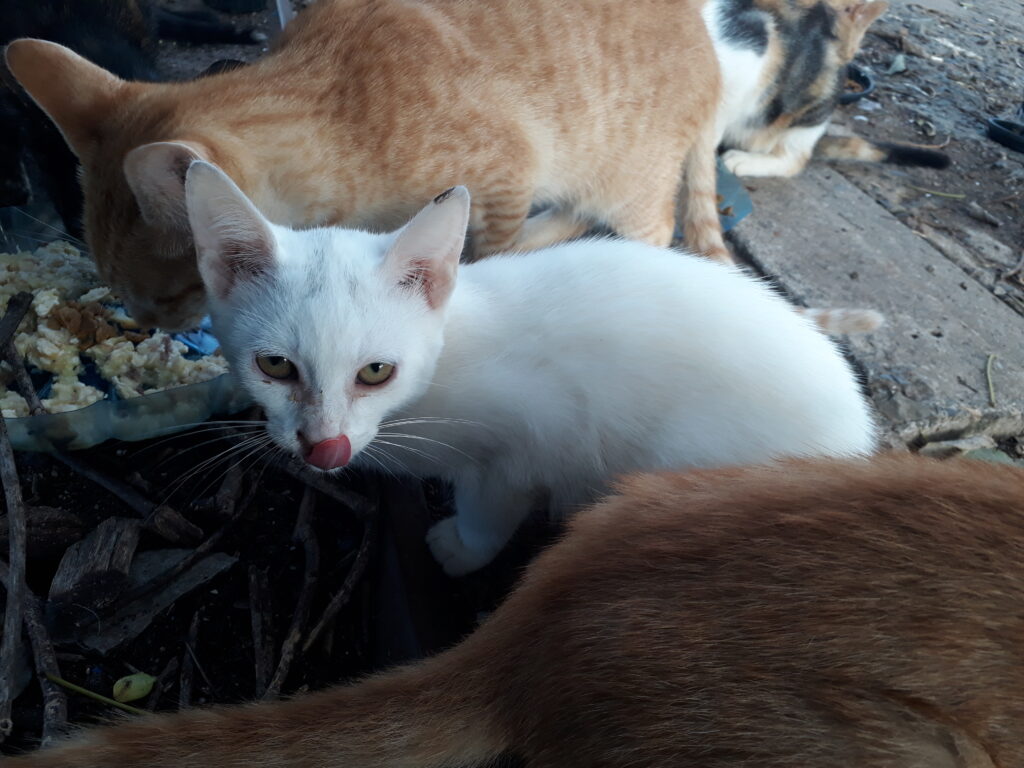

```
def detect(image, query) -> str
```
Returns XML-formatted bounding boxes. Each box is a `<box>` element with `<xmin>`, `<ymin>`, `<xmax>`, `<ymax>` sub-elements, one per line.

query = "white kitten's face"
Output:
<box><xmin>184</xmin><ymin>162</ymin><xmax>468</xmax><ymax>471</ymax></box>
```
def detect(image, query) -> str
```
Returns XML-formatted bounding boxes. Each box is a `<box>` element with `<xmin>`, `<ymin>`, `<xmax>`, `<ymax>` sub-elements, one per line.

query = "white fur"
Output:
<box><xmin>187</xmin><ymin>165</ymin><xmax>877</xmax><ymax>576</ymax></box>
<box><xmin>702</xmin><ymin>0</ymin><xmax>769</xmax><ymax>149</ymax></box>
<box><xmin>722</xmin><ymin>123</ymin><xmax>829</xmax><ymax>177</ymax></box>
<box><xmin>704</xmin><ymin>0</ymin><xmax>832</xmax><ymax>177</ymax></box>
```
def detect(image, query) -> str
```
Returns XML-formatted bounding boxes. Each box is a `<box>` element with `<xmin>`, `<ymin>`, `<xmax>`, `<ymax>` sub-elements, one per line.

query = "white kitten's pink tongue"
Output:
<box><xmin>306</xmin><ymin>436</ymin><xmax>352</xmax><ymax>470</ymax></box>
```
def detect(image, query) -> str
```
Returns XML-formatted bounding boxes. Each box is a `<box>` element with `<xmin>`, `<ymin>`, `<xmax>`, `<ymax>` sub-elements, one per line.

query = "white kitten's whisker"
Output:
<box><xmin>359</xmin><ymin>444</ymin><xmax>401</xmax><ymax>481</ymax></box>
<box><xmin>378</xmin><ymin>417</ymin><xmax>485</xmax><ymax>430</ymax></box>
<box><xmin>371</xmin><ymin>438</ymin><xmax>440</xmax><ymax>466</ymax></box>
<box><xmin>189</xmin><ymin>434</ymin><xmax>275</xmax><ymax>503</ymax></box>
<box><xmin>174</xmin><ymin>434</ymin><xmax>270</xmax><ymax>486</ymax></box>
<box><xmin>161</xmin><ymin>433</ymin><xmax>271</xmax><ymax>501</ymax></box>
<box><xmin>363</xmin><ymin>443</ymin><xmax>417</xmax><ymax>480</ymax></box>
<box><xmin>136</xmin><ymin>425</ymin><xmax>266</xmax><ymax>456</ymax></box>
<box><xmin>376</xmin><ymin>432</ymin><xmax>477</xmax><ymax>463</ymax></box>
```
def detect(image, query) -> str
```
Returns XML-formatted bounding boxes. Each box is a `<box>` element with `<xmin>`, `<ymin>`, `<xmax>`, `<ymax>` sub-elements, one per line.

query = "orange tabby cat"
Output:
<box><xmin>10</xmin><ymin>454</ymin><xmax>1024</xmax><ymax>767</ymax></box>
<box><xmin>4</xmin><ymin>0</ymin><xmax>727</xmax><ymax>330</ymax></box>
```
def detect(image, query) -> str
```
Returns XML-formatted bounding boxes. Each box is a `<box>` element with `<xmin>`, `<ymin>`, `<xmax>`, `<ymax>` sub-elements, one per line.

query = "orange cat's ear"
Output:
<box><xmin>124</xmin><ymin>142</ymin><xmax>211</xmax><ymax>230</ymax></box>
<box><xmin>383</xmin><ymin>187</ymin><xmax>470</xmax><ymax>309</ymax></box>
<box><xmin>837</xmin><ymin>1</ymin><xmax>888</xmax><ymax>59</ymax></box>
<box><xmin>4</xmin><ymin>38</ymin><xmax>126</xmax><ymax>158</ymax></box>
<box><xmin>185</xmin><ymin>161</ymin><xmax>276</xmax><ymax>301</ymax></box>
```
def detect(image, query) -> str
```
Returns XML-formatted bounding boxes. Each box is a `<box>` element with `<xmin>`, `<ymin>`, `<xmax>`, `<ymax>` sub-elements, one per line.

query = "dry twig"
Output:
<box><xmin>986</xmin><ymin>354</ymin><xmax>998</xmax><ymax>408</ymax></box>
<box><xmin>108</xmin><ymin>471</ymin><xmax>258</xmax><ymax>612</ymax></box>
<box><xmin>303</xmin><ymin>513</ymin><xmax>376</xmax><ymax>653</ymax></box>
<box><xmin>0</xmin><ymin>562</ymin><xmax>67</xmax><ymax>745</ymax></box>
<box><xmin>0</xmin><ymin>293</ymin><xmax>34</xmax><ymax>740</ymax></box>
<box><xmin>145</xmin><ymin>656</ymin><xmax>180</xmax><ymax>711</ymax></box>
<box><xmin>263</xmin><ymin>487</ymin><xmax>319</xmax><ymax>700</ymax></box>
<box><xmin>248</xmin><ymin>566</ymin><xmax>274</xmax><ymax>696</ymax></box>
<box><xmin>179</xmin><ymin>611</ymin><xmax>200</xmax><ymax>709</ymax></box>
<box><xmin>280</xmin><ymin>458</ymin><xmax>374</xmax><ymax>520</ymax></box>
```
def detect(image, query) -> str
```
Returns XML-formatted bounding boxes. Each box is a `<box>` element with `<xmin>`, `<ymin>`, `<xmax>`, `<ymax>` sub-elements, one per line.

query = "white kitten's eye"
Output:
<box><xmin>256</xmin><ymin>355</ymin><xmax>297</xmax><ymax>380</ymax></box>
<box><xmin>357</xmin><ymin>362</ymin><xmax>394</xmax><ymax>386</ymax></box>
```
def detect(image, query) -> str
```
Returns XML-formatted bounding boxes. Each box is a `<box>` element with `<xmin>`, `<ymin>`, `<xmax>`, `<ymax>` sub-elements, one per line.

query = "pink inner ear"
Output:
<box><xmin>398</xmin><ymin>258</ymin><xmax>453</xmax><ymax>309</ymax></box>
<box><xmin>397</xmin><ymin>260</ymin><xmax>431</xmax><ymax>290</ymax></box>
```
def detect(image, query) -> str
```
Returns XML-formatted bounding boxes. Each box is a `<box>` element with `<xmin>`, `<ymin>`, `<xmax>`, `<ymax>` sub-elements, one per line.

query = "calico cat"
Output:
<box><xmin>184</xmin><ymin>162</ymin><xmax>875</xmax><ymax>576</ymax></box>
<box><xmin>0</xmin><ymin>0</ymin><xmax>256</xmax><ymax>243</ymax></box>
<box><xmin>5</xmin><ymin>0</ymin><xmax>727</xmax><ymax>331</ymax></box>
<box><xmin>705</xmin><ymin>0</ymin><xmax>950</xmax><ymax>177</ymax></box>
<box><xmin>10</xmin><ymin>454</ymin><xmax>1024</xmax><ymax>767</ymax></box>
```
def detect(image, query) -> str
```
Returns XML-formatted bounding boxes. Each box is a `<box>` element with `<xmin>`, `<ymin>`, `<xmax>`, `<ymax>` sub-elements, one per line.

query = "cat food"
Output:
<box><xmin>0</xmin><ymin>240</ymin><xmax>229</xmax><ymax>418</ymax></box>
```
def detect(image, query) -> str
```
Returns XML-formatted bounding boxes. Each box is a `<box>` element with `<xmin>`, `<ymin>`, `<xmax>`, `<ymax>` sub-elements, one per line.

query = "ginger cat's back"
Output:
<box><xmin>6</xmin><ymin>0</ymin><xmax>725</xmax><ymax>330</ymax></box>
<box><xmin>12</xmin><ymin>455</ymin><xmax>1024</xmax><ymax>767</ymax></box>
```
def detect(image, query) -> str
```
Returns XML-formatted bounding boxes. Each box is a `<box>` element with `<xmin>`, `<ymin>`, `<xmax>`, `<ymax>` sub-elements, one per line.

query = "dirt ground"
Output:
<box><xmin>1</xmin><ymin>0</ymin><xmax>1022</xmax><ymax>754</ymax></box>
<box><xmin>830</xmin><ymin>0</ymin><xmax>1023</xmax><ymax>314</ymax></box>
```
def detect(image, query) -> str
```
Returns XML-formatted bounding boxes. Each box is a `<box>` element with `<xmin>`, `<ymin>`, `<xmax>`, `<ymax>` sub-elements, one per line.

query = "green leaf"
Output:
<box><xmin>112</xmin><ymin>673</ymin><xmax>157</xmax><ymax>703</ymax></box>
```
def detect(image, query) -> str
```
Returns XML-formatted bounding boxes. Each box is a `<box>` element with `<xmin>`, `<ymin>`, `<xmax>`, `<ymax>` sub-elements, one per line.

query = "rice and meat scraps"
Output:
<box><xmin>0</xmin><ymin>241</ymin><xmax>228</xmax><ymax>418</ymax></box>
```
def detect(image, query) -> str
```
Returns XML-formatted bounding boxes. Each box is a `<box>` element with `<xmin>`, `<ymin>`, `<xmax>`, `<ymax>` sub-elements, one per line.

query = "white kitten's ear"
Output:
<box><xmin>383</xmin><ymin>186</ymin><xmax>470</xmax><ymax>309</ymax></box>
<box><xmin>124</xmin><ymin>141</ymin><xmax>210</xmax><ymax>230</ymax></box>
<box><xmin>185</xmin><ymin>161</ymin><xmax>277</xmax><ymax>301</ymax></box>
<box><xmin>5</xmin><ymin>39</ymin><xmax>126</xmax><ymax>159</ymax></box>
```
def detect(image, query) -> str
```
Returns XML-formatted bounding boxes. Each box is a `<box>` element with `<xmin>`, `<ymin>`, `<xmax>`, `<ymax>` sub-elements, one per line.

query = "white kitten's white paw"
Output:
<box><xmin>426</xmin><ymin>517</ymin><xmax>494</xmax><ymax>577</ymax></box>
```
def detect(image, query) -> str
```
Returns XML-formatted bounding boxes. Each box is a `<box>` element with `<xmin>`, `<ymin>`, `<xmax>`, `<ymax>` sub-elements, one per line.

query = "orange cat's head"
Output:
<box><xmin>5</xmin><ymin>39</ymin><xmax>216</xmax><ymax>330</ymax></box>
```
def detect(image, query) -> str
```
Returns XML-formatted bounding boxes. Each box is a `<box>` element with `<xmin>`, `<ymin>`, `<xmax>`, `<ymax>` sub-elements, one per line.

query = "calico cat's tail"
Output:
<box><xmin>815</xmin><ymin>135</ymin><xmax>950</xmax><ymax>169</ymax></box>
<box><xmin>797</xmin><ymin>307</ymin><xmax>885</xmax><ymax>335</ymax></box>
<box><xmin>7</xmin><ymin>641</ymin><xmax>508</xmax><ymax>768</ymax></box>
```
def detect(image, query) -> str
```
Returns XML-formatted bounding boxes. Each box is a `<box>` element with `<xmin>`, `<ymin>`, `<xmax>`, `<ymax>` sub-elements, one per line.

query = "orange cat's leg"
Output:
<box><xmin>468</xmin><ymin>188</ymin><xmax>534</xmax><ymax>259</ymax></box>
<box><xmin>679</xmin><ymin>123</ymin><xmax>734</xmax><ymax>264</ymax></box>
<box><xmin>510</xmin><ymin>208</ymin><xmax>591</xmax><ymax>253</ymax></box>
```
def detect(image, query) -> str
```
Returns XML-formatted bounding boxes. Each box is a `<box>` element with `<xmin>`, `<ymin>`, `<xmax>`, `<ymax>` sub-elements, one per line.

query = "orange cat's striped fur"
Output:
<box><xmin>11</xmin><ymin>454</ymin><xmax>1024</xmax><ymax>767</ymax></box>
<box><xmin>5</xmin><ymin>0</ymin><xmax>727</xmax><ymax>330</ymax></box>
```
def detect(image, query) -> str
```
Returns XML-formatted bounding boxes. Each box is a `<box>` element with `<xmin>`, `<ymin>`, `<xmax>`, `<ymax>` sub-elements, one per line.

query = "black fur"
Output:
<box><xmin>878</xmin><ymin>143</ymin><xmax>952</xmax><ymax>169</ymax></box>
<box><xmin>716</xmin><ymin>0</ymin><xmax>770</xmax><ymax>56</ymax></box>
<box><xmin>767</xmin><ymin>2</ymin><xmax>838</xmax><ymax>127</ymax></box>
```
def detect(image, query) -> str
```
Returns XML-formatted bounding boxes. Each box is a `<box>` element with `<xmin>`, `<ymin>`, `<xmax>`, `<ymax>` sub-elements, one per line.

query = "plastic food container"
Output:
<box><xmin>5</xmin><ymin>371</ymin><xmax>253</xmax><ymax>452</ymax></box>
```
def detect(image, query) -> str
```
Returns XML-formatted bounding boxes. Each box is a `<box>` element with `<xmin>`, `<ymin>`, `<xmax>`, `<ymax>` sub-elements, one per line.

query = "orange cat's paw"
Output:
<box><xmin>427</xmin><ymin>517</ymin><xmax>491</xmax><ymax>577</ymax></box>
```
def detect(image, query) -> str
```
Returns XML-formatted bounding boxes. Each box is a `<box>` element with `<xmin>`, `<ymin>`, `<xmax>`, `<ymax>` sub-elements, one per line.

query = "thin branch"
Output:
<box><xmin>248</xmin><ymin>566</ymin><xmax>273</xmax><ymax>697</ymax></box>
<box><xmin>145</xmin><ymin>656</ymin><xmax>179</xmax><ymax>711</ymax></box>
<box><xmin>986</xmin><ymin>354</ymin><xmax>998</xmax><ymax>408</ymax></box>
<box><xmin>0</xmin><ymin>292</ymin><xmax>32</xmax><ymax>348</ymax></box>
<box><xmin>263</xmin><ymin>487</ymin><xmax>319</xmax><ymax>700</ymax></box>
<box><xmin>303</xmin><ymin>513</ymin><xmax>376</xmax><ymax>653</ymax></box>
<box><xmin>279</xmin><ymin>458</ymin><xmax>375</xmax><ymax>520</ymax></box>
<box><xmin>72</xmin><ymin>470</ymin><xmax>259</xmax><ymax>631</ymax></box>
<box><xmin>0</xmin><ymin>561</ymin><xmax>67</xmax><ymax>745</ymax></box>
<box><xmin>179</xmin><ymin>611</ymin><xmax>200</xmax><ymax>710</ymax></box>
<box><xmin>0</xmin><ymin>294</ymin><xmax>32</xmax><ymax>741</ymax></box>
<box><xmin>44</xmin><ymin>674</ymin><xmax>146</xmax><ymax>716</ymax></box>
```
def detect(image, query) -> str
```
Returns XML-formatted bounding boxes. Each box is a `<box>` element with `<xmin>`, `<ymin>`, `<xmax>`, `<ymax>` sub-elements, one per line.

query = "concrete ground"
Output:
<box><xmin>729</xmin><ymin>165</ymin><xmax>1023</xmax><ymax>451</ymax></box>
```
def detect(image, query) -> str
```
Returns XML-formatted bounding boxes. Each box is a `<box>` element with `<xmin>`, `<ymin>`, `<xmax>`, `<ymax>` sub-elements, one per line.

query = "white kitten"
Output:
<box><xmin>185</xmin><ymin>161</ymin><xmax>876</xmax><ymax>576</ymax></box>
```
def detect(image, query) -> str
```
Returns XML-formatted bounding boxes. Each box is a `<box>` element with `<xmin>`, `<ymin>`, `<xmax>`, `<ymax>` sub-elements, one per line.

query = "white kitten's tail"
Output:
<box><xmin>796</xmin><ymin>307</ymin><xmax>885</xmax><ymax>335</ymax></box>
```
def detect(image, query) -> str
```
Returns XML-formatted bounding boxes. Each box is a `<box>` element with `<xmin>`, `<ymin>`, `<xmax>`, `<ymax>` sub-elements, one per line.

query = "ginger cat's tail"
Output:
<box><xmin>815</xmin><ymin>135</ymin><xmax>950</xmax><ymax>169</ymax></box>
<box><xmin>12</xmin><ymin>645</ymin><xmax>507</xmax><ymax>768</ymax></box>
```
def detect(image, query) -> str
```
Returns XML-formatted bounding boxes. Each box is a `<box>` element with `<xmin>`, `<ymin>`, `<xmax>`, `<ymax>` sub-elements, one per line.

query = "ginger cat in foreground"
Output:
<box><xmin>12</xmin><ymin>454</ymin><xmax>1024</xmax><ymax>767</ymax></box>
<box><xmin>5</xmin><ymin>0</ymin><xmax>725</xmax><ymax>330</ymax></box>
